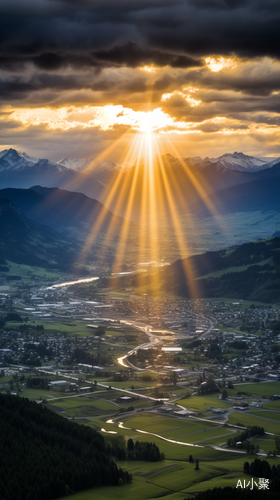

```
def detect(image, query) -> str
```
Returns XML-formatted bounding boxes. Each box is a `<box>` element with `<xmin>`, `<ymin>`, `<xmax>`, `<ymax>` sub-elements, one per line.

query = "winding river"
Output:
<box><xmin>101</xmin><ymin>419</ymin><xmax>246</xmax><ymax>454</ymax></box>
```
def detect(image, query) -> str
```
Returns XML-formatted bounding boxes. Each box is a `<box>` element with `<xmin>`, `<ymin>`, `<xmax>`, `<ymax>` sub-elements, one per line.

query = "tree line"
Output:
<box><xmin>227</xmin><ymin>426</ymin><xmax>265</xmax><ymax>448</ymax></box>
<box><xmin>127</xmin><ymin>438</ymin><xmax>164</xmax><ymax>461</ymax></box>
<box><xmin>244</xmin><ymin>458</ymin><xmax>280</xmax><ymax>491</ymax></box>
<box><xmin>105</xmin><ymin>435</ymin><xmax>164</xmax><ymax>462</ymax></box>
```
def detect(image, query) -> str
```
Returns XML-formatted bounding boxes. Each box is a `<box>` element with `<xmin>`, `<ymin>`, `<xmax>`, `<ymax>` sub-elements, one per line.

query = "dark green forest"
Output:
<box><xmin>0</xmin><ymin>394</ymin><xmax>128</xmax><ymax>500</ymax></box>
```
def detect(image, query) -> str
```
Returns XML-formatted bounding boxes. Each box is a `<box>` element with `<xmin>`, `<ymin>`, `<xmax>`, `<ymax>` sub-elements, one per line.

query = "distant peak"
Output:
<box><xmin>219</xmin><ymin>151</ymin><xmax>245</xmax><ymax>158</ymax></box>
<box><xmin>233</xmin><ymin>151</ymin><xmax>246</xmax><ymax>157</ymax></box>
<box><xmin>0</xmin><ymin>148</ymin><xmax>38</xmax><ymax>163</ymax></box>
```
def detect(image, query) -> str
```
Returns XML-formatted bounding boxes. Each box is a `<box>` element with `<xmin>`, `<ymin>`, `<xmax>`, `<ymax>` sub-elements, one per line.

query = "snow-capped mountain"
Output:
<box><xmin>57</xmin><ymin>157</ymin><xmax>93</xmax><ymax>171</ymax></box>
<box><xmin>205</xmin><ymin>151</ymin><xmax>279</xmax><ymax>172</ymax></box>
<box><xmin>1</xmin><ymin>148</ymin><xmax>280</xmax><ymax>213</ymax></box>
<box><xmin>0</xmin><ymin>148</ymin><xmax>67</xmax><ymax>173</ymax></box>
<box><xmin>0</xmin><ymin>148</ymin><xmax>103</xmax><ymax>197</ymax></box>
<box><xmin>1</xmin><ymin>148</ymin><xmax>278</xmax><ymax>177</ymax></box>
<box><xmin>0</xmin><ymin>148</ymin><xmax>39</xmax><ymax>171</ymax></box>
<box><xmin>57</xmin><ymin>157</ymin><xmax>130</xmax><ymax>185</ymax></box>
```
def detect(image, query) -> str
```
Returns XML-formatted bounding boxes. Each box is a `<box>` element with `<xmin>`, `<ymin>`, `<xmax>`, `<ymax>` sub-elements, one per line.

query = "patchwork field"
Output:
<box><xmin>61</xmin><ymin>452</ymin><xmax>280</xmax><ymax>500</ymax></box>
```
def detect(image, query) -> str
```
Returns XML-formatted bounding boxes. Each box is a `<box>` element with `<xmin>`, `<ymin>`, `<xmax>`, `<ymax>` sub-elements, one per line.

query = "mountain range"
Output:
<box><xmin>0</xmin><ymin>186</ymin><xmax>127</xmax><ymax>232</ymax></box>
<box><xmin>0</xmin><ymin>186</ymin><xmax>138</xmax><ymax>269</ymax></box>
<box><xmin>1</xmin><ymin>147</ymin><xmax>280</xmax><ymax>270</ymax></box>
<box><xmin>96</xmin><ymin>153</ymin><xmax>280</xmax><ymax>220</ymax></box>
<box><xmin>192</xmin><ymin>151</ymin><xmax>279</xmax><ymax>172</ymax></box>
<box><xmin>0</xmin><ymin>149</ymin><xmax>104</xmax><ymax>200</ymax></box>
<box><xmin>1</xmin><ymin>149</ymin><xmax>280</xmax><ymax>221</ymax></box>
<box><xmin>1</xmin><ymin>148</ymin><xmax>280</xmax><ymax>214</ymax></box>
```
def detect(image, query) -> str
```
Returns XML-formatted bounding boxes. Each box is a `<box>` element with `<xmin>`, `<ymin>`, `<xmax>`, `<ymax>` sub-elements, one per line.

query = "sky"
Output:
<box><xmin>1</xmin><ymin>0</ymin><xmax>280</xmax><ymax>162</ymax></box>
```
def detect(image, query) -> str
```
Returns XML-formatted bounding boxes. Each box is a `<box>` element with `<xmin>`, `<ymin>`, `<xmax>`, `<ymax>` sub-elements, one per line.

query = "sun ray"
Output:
<box><xmin>75</xmin><ymin>133</ymin><xmax>142</xmax><ymax>266</ymax></box>
<box><xmin>164</xmin><ymin>135</ymin><xmax>231</xmax><ymax>233</ymax></box>
<box><xmin>51</xmin><ymin>105</ymin><xmax>234</xmax><ymax>297</ymax></box>
<box><xmin>153</xmin><ymin>141</ymin><xmax>201</xmax><ymax>298</ymax></box>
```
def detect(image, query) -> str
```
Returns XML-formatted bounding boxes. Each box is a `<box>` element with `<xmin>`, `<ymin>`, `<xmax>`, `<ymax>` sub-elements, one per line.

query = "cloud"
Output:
<box><xmin>1</xmin><ymin>1</ymin><xmax>280</xmax><ymax>71</ymax></box>
<box><xmin>1</xmin><ymin>1</ymin><xmax>280</xmax><ymax>159</ymax></box>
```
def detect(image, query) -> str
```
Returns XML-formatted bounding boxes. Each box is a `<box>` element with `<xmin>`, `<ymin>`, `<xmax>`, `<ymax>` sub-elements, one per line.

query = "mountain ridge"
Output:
<box><xmin>1</xmin><ymin>147</ymin><xmax>280</xmax><ymax>220</ymax></box>
<box><xmin>0</xmin><ymin>185</ymin><xmax>132</xmax><ymax>232</ymax></box>
<box><xmin>0</xmin><ymin>197</ymin><xmax>77</xmax><ymax>268</ymax></box>
<box><xmin>1</xmin><ymin>147</ymin><xmax>279</xmax><ymax>177</ymax></box>
<box><xmin>107</xmin><ymin>237</ymin><xmax>280</xmax><ymax>303</ymax></box>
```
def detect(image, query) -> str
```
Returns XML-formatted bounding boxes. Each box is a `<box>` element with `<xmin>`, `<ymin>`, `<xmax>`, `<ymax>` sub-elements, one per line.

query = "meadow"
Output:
<box><xmin>233</xmin><ymin>381</ymin><xmax>280</xmax><ymax>398</ymax></box>
<box><xmin>228</xmin><ymin>412</ymin><xmax>280</xmax><ymax>434</ymax></box>
<box><xmin>60</xmin><ymin>450</ymin><xmax>280</xmax><ymax>500</ymax></box>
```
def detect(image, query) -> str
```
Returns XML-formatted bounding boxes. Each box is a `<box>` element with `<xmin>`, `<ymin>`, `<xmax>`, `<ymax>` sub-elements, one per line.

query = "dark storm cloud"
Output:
<box><xmin>1</xmin><ymin>0</ymin><xmax>280</xmax><ymax>134</ymax></box>
<box><xmin>0</xmin><ymin>45</ymin><xmax>201</xmax><ymax>73</ymax></box>
<box><xmin>1</xmin><ymin>1</ymin><xmax>280</xmax><ymax>73</ymax></box>
<box><xmin>93</xmin><ymin>44</ymin><xmax>201</xmax><ymax>69</ymax></box>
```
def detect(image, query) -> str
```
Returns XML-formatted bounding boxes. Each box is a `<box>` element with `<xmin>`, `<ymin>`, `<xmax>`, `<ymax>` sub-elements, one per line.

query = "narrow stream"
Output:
<box><xmin>104</xmin><ymin>419</ymin><xmax>245</xmax><ymax>454</ymax></box>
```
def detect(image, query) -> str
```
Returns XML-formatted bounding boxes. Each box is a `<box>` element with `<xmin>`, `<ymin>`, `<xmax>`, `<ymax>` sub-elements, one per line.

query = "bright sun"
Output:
<box><xmin>135</xmin><ymin>108</ymin><xmax>171</xmax><ymax>133</ymax></box>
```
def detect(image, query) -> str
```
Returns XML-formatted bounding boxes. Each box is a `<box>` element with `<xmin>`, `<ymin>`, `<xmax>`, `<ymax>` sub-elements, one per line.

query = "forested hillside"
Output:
<box><xmin>0</xmin><ymin>394</ymin><xmax>126</xmax><ymax>500</ymax></box>
<box><xmin>158</xmin><ymin>238</ymin><xmax>280</xmax><ymax>302</ymax></box>
<box><xmin>109</xmin><ymin>237</ymin><xmax>280</xmax><ymax>303</ymax></box>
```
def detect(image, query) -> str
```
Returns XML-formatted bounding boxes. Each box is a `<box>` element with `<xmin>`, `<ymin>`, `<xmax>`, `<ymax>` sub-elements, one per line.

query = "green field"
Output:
<box><xmin>16</xmin><ymin>381</ymin><xmax>280</xmax><ymax>500</ymax></box>
<box><xmin>4</xmin><ymin>261</ymin><xmax>64</xmax><ymax>281</ymax></box>
<box><xmin>43</xmin><ymin>322</ymin><xmax>96</xmax><ymax>335</ymax></box>
<box><xmin>247</xmin><ymin>410</ymin><xmax>280</xmax><ymax>421</ymax></box>
<box><xmin>250</xmin><ymin>435</ymin><xmax>277</xmax><ymax>454</ymax></box>
<box><xmin>233</xmin><ymin>381</ymin><xmax>280</xmax><ymax>397</ymax></box>
<box><xmin>179</xmin><ymin>395</ymin><xmax>231</xmax><ymax>410</ymax></box>
<box><xmin>46</xmin><ymin>395</ymin><xmax>117</xmax><ymax>409</ymax></box>
<box><xmin>100</xmin><ymin>413</ymin><xmax>240</xmax><ymax>449</ymax></box>
<box><xmin>60</xmin><ymin>453</ymin><xmax>280</xmax><ymax>500</ymax></box>
<box><xmin>228</xmin><ymin>412</ymin><xmax>280</xmax><ymax>434</ymax></box>
<box><xmin>263</xmin><ymin>400</ymin><xmax>280</xmax><ymax>410</ymax></box>
<box><xmin>20</xmin><ymin>387</ymin><xmax>73</xmax><ymax>400</ymax></box>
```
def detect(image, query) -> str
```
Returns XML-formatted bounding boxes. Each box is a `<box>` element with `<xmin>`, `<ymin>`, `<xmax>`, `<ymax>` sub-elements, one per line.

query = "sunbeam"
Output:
<box><xmin>50</xmin><ymin>108</ymin><xmax>233</xmax><ymax>296</ymax></box>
